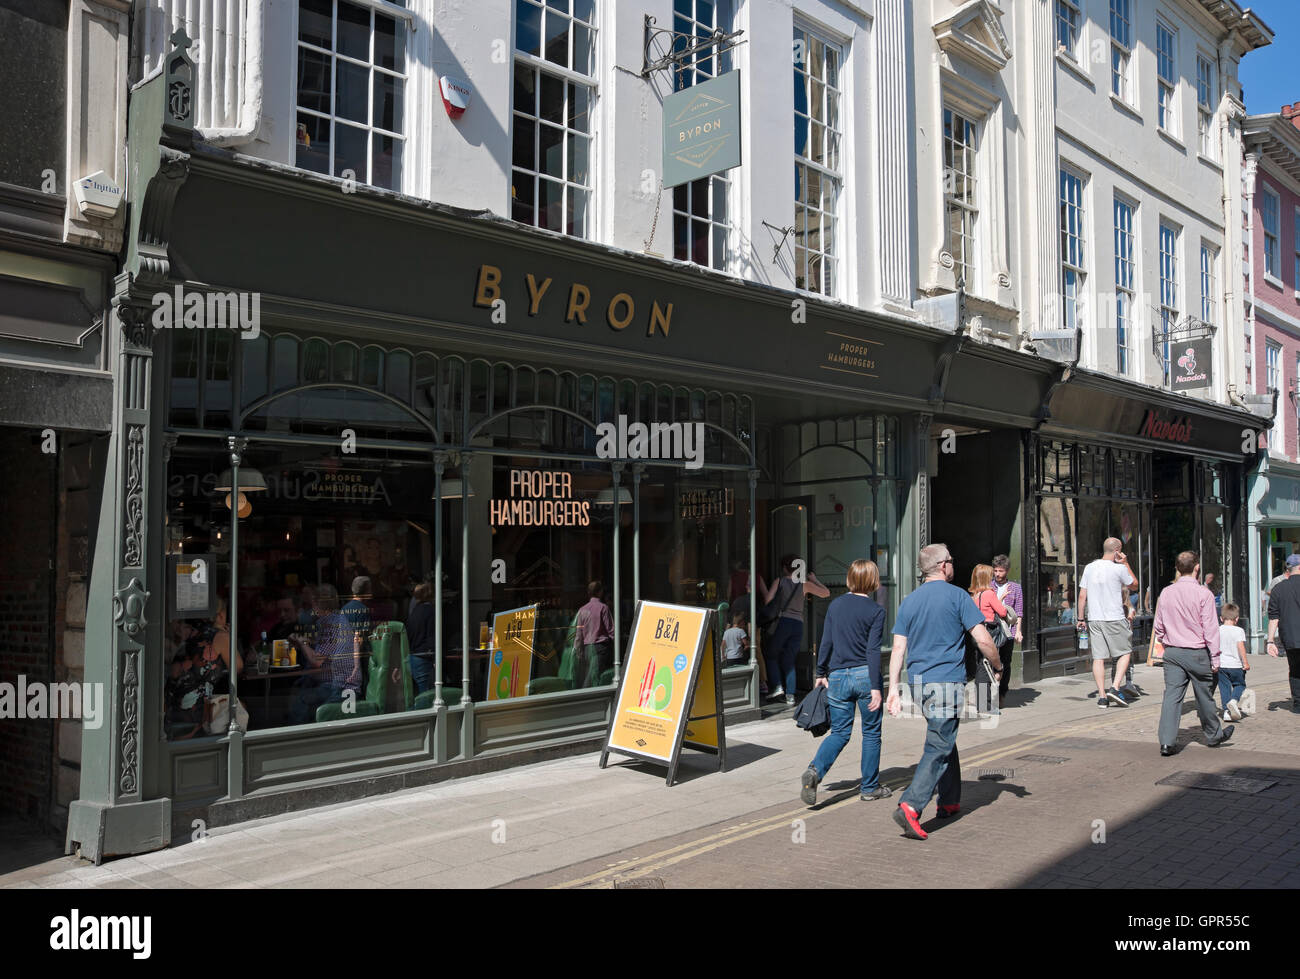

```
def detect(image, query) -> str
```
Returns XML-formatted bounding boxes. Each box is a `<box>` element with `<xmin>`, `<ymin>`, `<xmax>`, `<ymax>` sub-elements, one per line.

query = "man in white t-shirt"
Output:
<box><xmin>1078</xmin><ymin>537</ymin><xmax>1137</xmax><ymax>708</ymax></box>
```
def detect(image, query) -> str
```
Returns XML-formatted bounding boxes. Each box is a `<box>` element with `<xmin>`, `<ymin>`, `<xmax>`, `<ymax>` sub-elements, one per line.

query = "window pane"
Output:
<box><xmin>296</xmin><ymin>112</ymin><xmax>331</xmax><ymax>174</ymax></box>
<box><xmin>540</xmin><ymin>72</ymin><xmax>564</xmax><ymax>124</ymax></box>
<box><xmin>516</xmin><ymin>0</ymin><xmax>542</xmax><ymax>56</ymax></box>
<box><xmin>376</xmin><ymin>16</ymin><xmax>404</xmax><ymax>72</ymax></box>
<box><xmin>372</xmin><ymin>131</ymin><xmax>401</xmax><ymax>190</ymax></box>
<box><xmin>544</xmin><ymin>8</ymin><xmax>570</xmax><ymax>66</ymax></box>
<box><xmin>512</xmin><ymin>169</ymin><xmax>537</xmax><ymax>224</ymax></box>
<box><xmin>337</xmin><ymin>1</ymin><xmax>372</xmax><ymax>61</ymax></box>
<box><xmin>567</xmin><ymin>132</ymin><xmax>589</xmax><ymax>183</ymax></box>
<box><xmin>336</xmin><ymin>122</ymin><xmax>368</xmax><ymax>181</ymax></box>
<box><xmin>299</xmin><ymin>0</ymin><xmax>332</xmax><ymax>47</ymax></box>
<box><xmin>539</xmin><ymin>122</ymin><xmax>563</xmax><ymax>177</ymax></box>
<box><xmin>541</xmin><ymin>178</ymin><xmax>564</xmax><ymax>232</ymax></box>
<box><xmin>513</xmin><ymin>117</ymin><xmax>536</xmax><ymax>170</ymax></box>
<box><xmin>297</xmin><ymin>48</ymin><xmax>331</xmax><ymax>114</ymax></box>
<box><xmin>567</xmin><ymin>189</ymin><xmax>588</xmax><ymax>238</ymax></box>
<box><xmin>335</xmin><ymin>60</ymin><xmax>370</xmax><ymax>123</ymax></box>
<box><xmin>372</xmin><ymin>71</ymin><xmax>401</xmax><ymax>132</ymax></box>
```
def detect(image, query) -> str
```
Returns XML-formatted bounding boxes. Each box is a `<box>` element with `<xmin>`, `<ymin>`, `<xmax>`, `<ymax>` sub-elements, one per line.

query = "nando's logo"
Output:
<box><xmin>1138</xmin><ymin>409</ymin><xmax>1194</xmax><ymax>445</ymax></box>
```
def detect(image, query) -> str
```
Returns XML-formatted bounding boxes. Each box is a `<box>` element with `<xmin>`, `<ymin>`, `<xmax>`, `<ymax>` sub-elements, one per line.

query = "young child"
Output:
<box><xmin>722</xmin><ymin>610</ymin><xmax>750</xmax><ymax>667</ymax></box>
<box><xmin>1217</xmin><ymin>603</ymin><xmax>1249</xmax><ymax>721</ymax></box>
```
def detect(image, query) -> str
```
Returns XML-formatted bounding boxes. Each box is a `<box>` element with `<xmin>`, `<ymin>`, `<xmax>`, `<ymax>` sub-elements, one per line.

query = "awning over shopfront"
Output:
<box><xmin>1043</xmin><ymin>368</ymin><xmax>1270</xmax><ymax>460</ymax></box>
<box><xmin>164</xmin><ymin>147</ymin><xmax>1054</xmax><ymax>427</ymax></box>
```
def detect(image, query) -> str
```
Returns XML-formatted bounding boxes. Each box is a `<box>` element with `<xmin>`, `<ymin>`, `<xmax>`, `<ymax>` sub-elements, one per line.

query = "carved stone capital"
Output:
<box><xmin>113</xmin><ymin>294</ymin><xmax>156</xmax><ymax>351</ymax></box>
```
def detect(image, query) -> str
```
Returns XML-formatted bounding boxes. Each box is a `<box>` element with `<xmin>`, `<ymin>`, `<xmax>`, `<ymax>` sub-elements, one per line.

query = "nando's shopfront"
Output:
<box><xmin>1025</xmin><ymin>370</ymin><xmax>1263</xmax><ymax>681</ymax></box>
<box><xmin>69</xmin><ymin>56</ymin><xmax>1061</xmax><ymax>860</ymax></box>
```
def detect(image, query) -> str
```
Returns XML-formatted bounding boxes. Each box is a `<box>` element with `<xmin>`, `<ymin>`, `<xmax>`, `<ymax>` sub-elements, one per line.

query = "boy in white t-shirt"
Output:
<box><xmin>722</xmin><ymin>611</ymin><xmax>750</xmax><ymax>666</ymax></box>
<box><xmin>1217</xmin><ymin>603</ymin><xmax>1250</xmax><ymax>721</ymax></box>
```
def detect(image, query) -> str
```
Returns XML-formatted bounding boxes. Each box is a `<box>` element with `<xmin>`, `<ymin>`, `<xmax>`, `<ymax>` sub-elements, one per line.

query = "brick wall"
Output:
<box><xmin>0</xmin><ymin>427</ymin><xmax>97</xmax><ymax>835</ymax></box>
<box><xmin>0</xmin><ymin>428</ymin><xmax>56</xmax><ymax>823</ymax></box>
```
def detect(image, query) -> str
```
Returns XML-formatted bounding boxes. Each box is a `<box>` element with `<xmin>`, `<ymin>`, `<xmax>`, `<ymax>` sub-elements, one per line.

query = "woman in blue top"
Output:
<box><xmin>799</xmin><ymin>559</ymin><xmax>891</xmax><ymax>806</ymax></box>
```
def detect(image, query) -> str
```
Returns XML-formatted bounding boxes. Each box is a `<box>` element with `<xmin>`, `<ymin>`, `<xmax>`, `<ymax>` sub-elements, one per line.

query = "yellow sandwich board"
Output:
<box><xmin>600</xmin><ymin>600</ymin><xmax>726</xmax><ymax>785</ymax></box>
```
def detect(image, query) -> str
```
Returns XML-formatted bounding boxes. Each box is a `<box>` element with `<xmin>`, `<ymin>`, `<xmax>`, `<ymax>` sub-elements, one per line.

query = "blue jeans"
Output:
<box><xmin>765</xmin><ymin>618</ymin><xmax>802</xmax><ymax>695</ymax></box>
<box><xmin>899</xmin><ymin>683</ymin><xmax>963</xmax><ymax>815</ymax></box>
<box><xmin>1217</xmin><ymin>667</ymin><xmax>1246</xmax><ymax>710</ymax></box>
<box><xmin>809</xmin><ymin>665</ymin><xmax>883</xmax><ymax>791</ymax></box>
<box><xmin>409</xmin><ymin>653</ymin><xmax>435</xmax><ymax>694</ymax></box>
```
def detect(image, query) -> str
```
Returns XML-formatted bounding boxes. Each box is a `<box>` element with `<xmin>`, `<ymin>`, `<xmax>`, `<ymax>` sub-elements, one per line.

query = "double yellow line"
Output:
<box><xmin>551</xmin><ymin>681</ymin><xmax>1262</xmax><ymax>889</ymax></box>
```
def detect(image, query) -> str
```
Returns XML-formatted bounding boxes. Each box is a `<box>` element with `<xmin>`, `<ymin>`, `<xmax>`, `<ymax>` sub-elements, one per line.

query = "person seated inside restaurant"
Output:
<box><xmin>288</xmin><ymin>584</ymin><xmax>363</xmax><ymax>724</ymax></box>
<box><xmin>268</xmin><ymin>592</ymin><xmax>301</xmax><ymax>642</ymax></box>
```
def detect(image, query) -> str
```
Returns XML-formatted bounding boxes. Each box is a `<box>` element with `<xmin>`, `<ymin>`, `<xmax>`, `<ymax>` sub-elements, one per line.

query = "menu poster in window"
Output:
<box><xmin>170</xmin><ymin>554</ymin><xmax>216</xmax><ymax>618</ymax></box>
<box><xmin>601</xmin><ymin>601</ymin><xmax>722</xmax><ymax>785</ymax></box>
<box><xmin>486</xmin><ymin>604</ymin><xmax>538</xmax><ymax>701</ymax></box>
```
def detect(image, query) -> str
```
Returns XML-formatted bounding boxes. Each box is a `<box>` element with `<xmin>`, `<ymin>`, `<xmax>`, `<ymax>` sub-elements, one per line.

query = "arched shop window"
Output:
<box><xmin>164</xmin><ymin>330</ymin><xmax>764</xmax><ymax>741</ymax></box>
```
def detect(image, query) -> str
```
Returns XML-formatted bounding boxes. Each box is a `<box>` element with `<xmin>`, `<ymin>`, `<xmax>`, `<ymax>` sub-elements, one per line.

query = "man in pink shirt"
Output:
<box><xmin>574</xmin><ymin>580</ymin><xmax>614</xmax><ymax>689</ymax></box>
<box><xmin>1153</xmin><ymin>550</ymin><xmax>1232</xmax><ymax>755</ymax></box>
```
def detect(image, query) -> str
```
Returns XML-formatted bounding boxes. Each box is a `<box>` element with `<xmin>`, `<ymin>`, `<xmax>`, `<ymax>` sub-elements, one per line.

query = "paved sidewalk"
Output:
<box><xmin>3</xmin><ymin>657</ymin><xmax>1294</xmax><ymax>889</ymax></box>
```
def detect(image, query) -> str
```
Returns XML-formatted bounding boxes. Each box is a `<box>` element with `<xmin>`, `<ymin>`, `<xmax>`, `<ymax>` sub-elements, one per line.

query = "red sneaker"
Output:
<box><xmin>937</xmin><ymin>804</ymin><xmax>961</xmax><ymax>818</ymax></box>
<box><xmin>892</xmin><ymin>802</ymin><xmax>928</xmax><ymax>840</ymax></box>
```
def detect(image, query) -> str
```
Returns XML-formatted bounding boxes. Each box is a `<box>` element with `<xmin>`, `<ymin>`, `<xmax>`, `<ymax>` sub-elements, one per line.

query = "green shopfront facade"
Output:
<box><xmin>67</xmin><ymin>48</ymin><xmax>1060</xmax><ymax>860</ymax></box>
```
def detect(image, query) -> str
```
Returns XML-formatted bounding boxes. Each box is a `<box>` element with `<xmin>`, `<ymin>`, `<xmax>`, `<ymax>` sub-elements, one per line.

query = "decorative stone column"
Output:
<box><xmin>64</xmin><ymin>30</ymin><xmax>196</xmax><ymax>862</ymax></box>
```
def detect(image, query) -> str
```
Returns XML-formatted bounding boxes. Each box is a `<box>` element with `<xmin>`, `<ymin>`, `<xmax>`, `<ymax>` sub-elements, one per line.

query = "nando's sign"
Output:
<box><xmin>1138</xmin><ymin>409</ymin><xmax>1195</xmax><ymax>445</ymax></box>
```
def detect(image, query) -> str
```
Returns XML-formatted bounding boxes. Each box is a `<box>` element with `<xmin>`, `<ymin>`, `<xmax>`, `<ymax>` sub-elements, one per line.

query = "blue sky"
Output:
<box><xmin>1239</xmin><ymin>0</ymin><xmax>1299</xmax><ymax>115</ymax></box>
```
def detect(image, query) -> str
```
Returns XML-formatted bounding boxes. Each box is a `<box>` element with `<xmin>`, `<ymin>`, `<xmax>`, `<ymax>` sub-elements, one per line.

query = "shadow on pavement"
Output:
<box><xmin>0</xmin><ymin>816</ymin><xmax>65</xmax><ymax>876</ymax></box>
<box><xmin>1014</xmin><ymin>763</ymin><xmax>1300</xmax><ymax>887</ymax></box>
<box><xmin>616</xmin><ymin>741</ymin><xmax>779</xmax><ymax>783</ymax></box>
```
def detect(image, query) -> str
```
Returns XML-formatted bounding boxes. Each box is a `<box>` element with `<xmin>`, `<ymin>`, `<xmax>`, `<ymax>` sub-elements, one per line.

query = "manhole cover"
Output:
<box><xmin>613</xmin><ymin>876</ymin><xmax>664</xmax><ymax>889</ymax></box>
<box><xmin>1016</xmin><ymin>754</ymin><xmax>1070</xmax><ymax>764</ymax></box>
<box><xmin>1155</xmin><ymin>771</ymin><xmax>1278</xmax><ymax>795</ymax></box>
<box><xmin>976</xmin><ymin>768</ymin><xmax>1014</xmax><ymax>780</ymax></box>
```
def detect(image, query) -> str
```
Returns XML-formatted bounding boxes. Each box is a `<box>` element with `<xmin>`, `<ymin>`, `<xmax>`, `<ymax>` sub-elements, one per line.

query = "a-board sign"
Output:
<box><xmin>486</xmin><ymin>604</ymin><xmax>537</xmax><ymax>701</ymax></box>
<box><xmin>601</xmin><ymin>600</ymin><xmax>726</xmax><ymax>785</ymax></box>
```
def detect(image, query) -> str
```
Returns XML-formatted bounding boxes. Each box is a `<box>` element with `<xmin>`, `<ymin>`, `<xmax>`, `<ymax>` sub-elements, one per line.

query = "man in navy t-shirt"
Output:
<box><xmin>887</xmin><ymin>543</ymin><xmax>999</xmax><ymax>840</ymax></box>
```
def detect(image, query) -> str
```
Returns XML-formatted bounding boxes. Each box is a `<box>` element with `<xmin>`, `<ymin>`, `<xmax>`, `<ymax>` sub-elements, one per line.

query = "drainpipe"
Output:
<box><xmin>1244</xmin><ymin>150</ymin><xmax>1258</xmax><ymax>351</ymax></box>
<box><xmin>1247</xmin><ymin>449</ymin><xmax>1269</xmax><ymax>652</ymax></box>
<box><xmin>200</xmin><ymin>0</ymin><xmax>266</xmax><ymax>147</ymax></box>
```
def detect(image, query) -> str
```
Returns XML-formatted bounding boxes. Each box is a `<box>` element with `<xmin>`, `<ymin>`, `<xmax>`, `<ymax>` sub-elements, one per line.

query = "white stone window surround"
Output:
<box><xmin>291</xmin><ymin>0</ymin><xmax>413</xmax><ymax>192</ymax></box>
<box><xmin>792</xmin><ymin>15</ymin><xmax>849</xmax><ymax>300</ymax></box>
<box><xmin>509</xmin><ymin>0</ymin><xmax>600</xmax><ymax>240</ymax></box>
<box><xmin>1199</xmin><ymin>238</ymin><xmax>1219</xmax><ymax>328</ymax></box>
<box><xmin>1113</xmin><ymin>193</ymin><xmax>1138</xmax><ymax>376</ymax></box>
<box><xmin>1262</xmin><ymin>181</ymin><xmax>1282</xmax><ymax>284</ymax></box>
<box><xmin>934</xmin><ymin>69</ymin><xmax>1012</xmax><ymax>306</ymax></box>
<box><xmin>1109</xmin><ymin>0</ymin><xmax>1133</xmax><ymax>103</ymax></box>
<box><xmin>1059</xmin><ymin>161</ymin><xmax>1090</xmax><ymax>334</ymax></box>
<box><xmin>1195</xmin><ymin>51</ymin><xmax>1215</xmax><ymax>160</ymax></box>
<box><xmin>1155</xmin><ymin>16</ymin><xmax>1178</xmax><ymax>138</ymax></box>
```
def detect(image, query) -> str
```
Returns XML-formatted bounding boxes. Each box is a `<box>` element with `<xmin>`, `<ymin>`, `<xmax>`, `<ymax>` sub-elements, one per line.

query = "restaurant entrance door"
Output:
<box><xmin>768</xmin><ymin>496</ymin><xmax>816</xmax><ymax>691</ymax></box>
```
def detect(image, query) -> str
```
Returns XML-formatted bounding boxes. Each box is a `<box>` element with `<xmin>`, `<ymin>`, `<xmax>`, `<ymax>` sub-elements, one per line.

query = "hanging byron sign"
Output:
<box><xmin>663</xmin><ymin>70</ymin><xmax>743</xmax><ymax>188</ymax></box>
<box><xmin>1170</xmin><ymin>339</ymin><xmax>1212</xmax><ymax>392</ymax></box>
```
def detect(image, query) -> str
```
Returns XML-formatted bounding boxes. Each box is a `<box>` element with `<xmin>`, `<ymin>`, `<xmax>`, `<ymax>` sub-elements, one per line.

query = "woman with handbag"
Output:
<box><xmin>761</xmin><ymin>554</ymin><xmax>830</xmax><ymax>705</ymax></box>
<box><xmin>969</xmin><ymin>565</ymin><xmax>1013</xmax><ymax>714</ymax></box>
<box><xmin>799</xmin><ymin>560</ymin><xmax>891</xmax><ymax>806</ymax></box>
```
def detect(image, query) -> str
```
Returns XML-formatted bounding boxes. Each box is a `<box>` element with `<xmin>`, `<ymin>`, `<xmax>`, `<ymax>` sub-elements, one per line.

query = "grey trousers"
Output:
<box><xmin>1159</xmin><ymin>646</ymin><xmax>1224</xmax><ymax>747</ymax></box>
